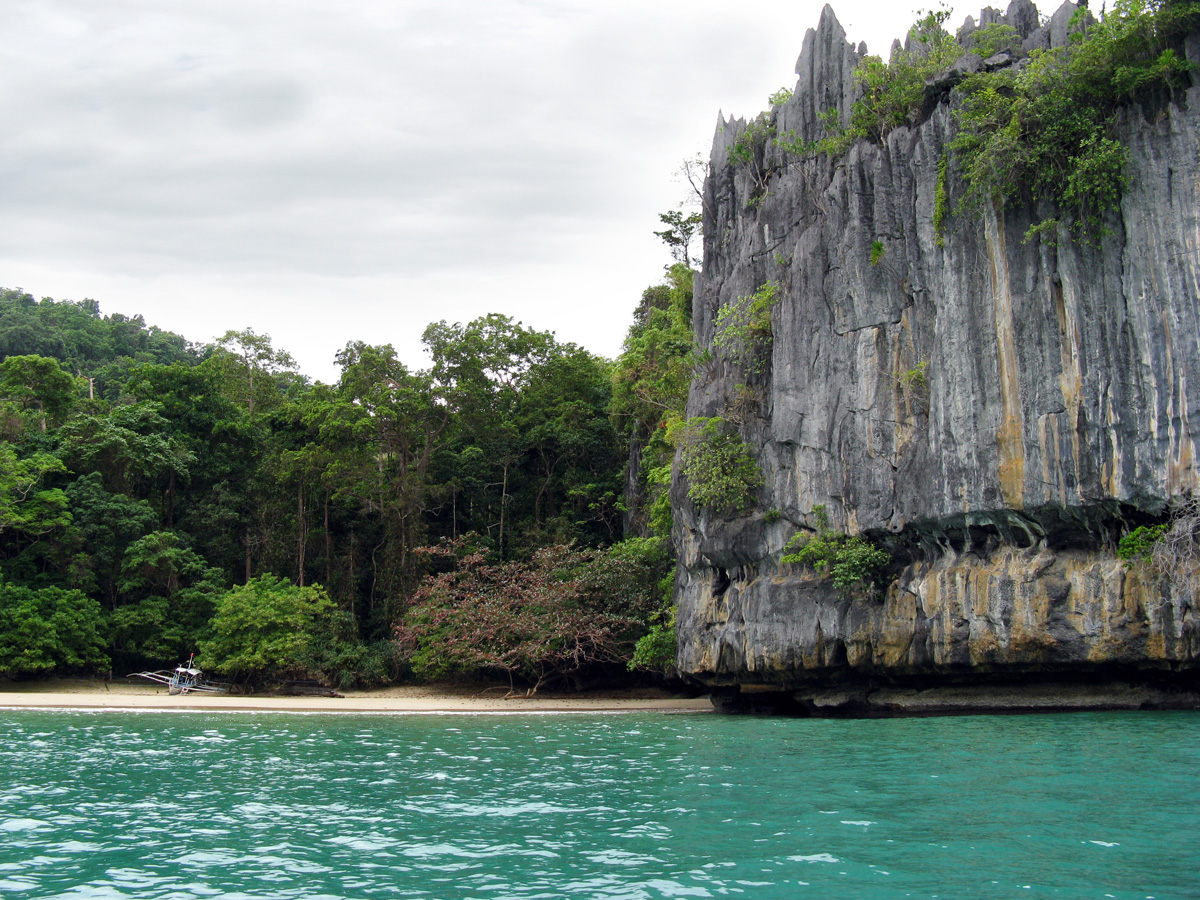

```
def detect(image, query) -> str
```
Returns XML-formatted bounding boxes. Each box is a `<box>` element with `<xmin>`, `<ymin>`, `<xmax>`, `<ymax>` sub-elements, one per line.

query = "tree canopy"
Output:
<box><xmin>0</xmin><ymin>270</ymin><xmax>688</xmax><ymax>690</ymax></box>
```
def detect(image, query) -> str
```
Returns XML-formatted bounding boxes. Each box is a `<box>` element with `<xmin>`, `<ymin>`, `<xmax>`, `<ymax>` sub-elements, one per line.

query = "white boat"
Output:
<box><xmin>130</xmin><ymin>655</ymin><xmax>231</xmax><ymax>695</ymax></box>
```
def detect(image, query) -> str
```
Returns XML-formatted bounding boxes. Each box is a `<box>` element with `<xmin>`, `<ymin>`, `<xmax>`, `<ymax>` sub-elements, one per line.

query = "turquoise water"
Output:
<box><xmin>0</xmin><ymin>710</ymin><xmax>1197</xmax><ymax>899</ymax></box>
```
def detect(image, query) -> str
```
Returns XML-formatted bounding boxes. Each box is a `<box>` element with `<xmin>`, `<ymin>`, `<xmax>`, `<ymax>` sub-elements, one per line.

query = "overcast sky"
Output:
<box><xmin>2</xmin><ymin>1</ymin><xmax>949</xmax><ymax>383</ymax></box>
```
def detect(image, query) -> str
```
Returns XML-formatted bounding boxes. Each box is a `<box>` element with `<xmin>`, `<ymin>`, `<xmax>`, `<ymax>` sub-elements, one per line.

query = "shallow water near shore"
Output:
<box><xmin>1</xmin><ymin>710</ymin><xmax>1197</xmax><ymax>899</ymax></box>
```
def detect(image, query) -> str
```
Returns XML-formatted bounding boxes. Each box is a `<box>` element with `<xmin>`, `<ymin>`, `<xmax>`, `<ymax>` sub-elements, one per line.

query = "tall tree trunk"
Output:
<box><xmin>297</xmin><ymin>479</ymin><xmax>306</xmax><ymax>587</ymax></box>
<box><xmin>324</xmin><ymin>489</ymin><xmax>332</xmax><ymax>587</ymax></box>
<box><xmin>498</xmin><ymin>460</ymin><xmax>508</xmax><ymax>560</ymax></box>
<box><xmin>348</xmin><ymin>531</ymin><xmax>356</xmax><ymax>603</ymax></box>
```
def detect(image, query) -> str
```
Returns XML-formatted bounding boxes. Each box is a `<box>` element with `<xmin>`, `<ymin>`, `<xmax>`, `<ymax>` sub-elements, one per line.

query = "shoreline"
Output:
<box><xmin>0</xmin><ymin>679</ymin><xmax>715</xmax><ymax>714</ymax></box>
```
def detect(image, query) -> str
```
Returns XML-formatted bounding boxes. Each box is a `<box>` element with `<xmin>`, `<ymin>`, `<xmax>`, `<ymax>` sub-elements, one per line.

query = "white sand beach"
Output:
<box><xmin>0</xmin><ymin>678</ymin><xmax>714</xmax><ymax>714</ymax></box>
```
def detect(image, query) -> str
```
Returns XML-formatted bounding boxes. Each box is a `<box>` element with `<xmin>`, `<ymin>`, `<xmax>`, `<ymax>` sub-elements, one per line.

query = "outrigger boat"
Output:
<box><xmin>130</xmin><ymin>655</ymin><xmax>231</xmax><ymax>695</ymax></box>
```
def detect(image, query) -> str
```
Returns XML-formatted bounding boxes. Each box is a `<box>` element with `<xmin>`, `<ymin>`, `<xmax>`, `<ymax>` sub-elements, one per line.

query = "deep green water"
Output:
<box><xmin>0</xmin><ymin>709</ymin><xmax>1197</xmax><ymax>899</ymax></box>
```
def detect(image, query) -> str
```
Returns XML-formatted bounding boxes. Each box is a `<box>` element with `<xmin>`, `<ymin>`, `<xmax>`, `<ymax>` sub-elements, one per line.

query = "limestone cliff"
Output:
<box><xmin>675</xmin><ymin>0</ymin><xmax>1200</xmax><ymax>713</ymax></box>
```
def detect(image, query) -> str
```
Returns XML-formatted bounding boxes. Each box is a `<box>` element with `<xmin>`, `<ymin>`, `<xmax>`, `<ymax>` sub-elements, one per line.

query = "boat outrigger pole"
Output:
<box><xmin>129</xmin><ymin>654</ymin><xmax>231</xmax><ymax>695</ymax></box>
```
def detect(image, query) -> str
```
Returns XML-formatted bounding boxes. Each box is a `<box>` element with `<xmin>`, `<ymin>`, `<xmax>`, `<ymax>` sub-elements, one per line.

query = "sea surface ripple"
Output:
<box><xmin>0</xmin><ymin>709</ymin><xmax>1197</xmax><ymax>899</ymax></box>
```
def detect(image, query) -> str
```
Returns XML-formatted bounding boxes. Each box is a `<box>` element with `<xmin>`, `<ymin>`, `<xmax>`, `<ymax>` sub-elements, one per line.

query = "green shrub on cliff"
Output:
<box><xmin>669</xmin><ymin>417</ymin><xmax>762</xmax><ymax>515</ymax></box>
<box><xmin>933</xmin><ymin>154</ymin><xmax>949</xmax><ymax>244</ymax></box>
<box><xmin>713</xmin><ymin>282</ymin><xmax>779</xmax><ymax>376</ymax></box>
<box><xmin>967</xmin><ymin>22</ymin><xmax>1022</xmax><ymax>58</ymax></box>
<box><xmin>1117</xmin><ymin>523</ymin><xmax>1167</xmax><ymax>562</ymax></box>
<box><xmin>729</xmin><ymin>114</ymin><xmax>777</xmax><ymax>197</ymax></box>
<box><xmin>1118</xmin><ymin>495</ymin><xmax>1200</xmax><ymax>591</ymax></box>
<box><xmin>782</xmin><ymin>505</ymin><xmax>891</xmax><ymax>596</ymax></box>
<box><xmin>849</xmin><ymin>9</ymin><xmax>962</xmax><ymax>141</ymax></box>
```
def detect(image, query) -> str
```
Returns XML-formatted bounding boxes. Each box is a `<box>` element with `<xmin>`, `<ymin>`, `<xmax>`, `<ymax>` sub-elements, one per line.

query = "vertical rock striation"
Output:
<box><xmin>676</xmin><ymin>2</ymin><xmax>1200</xmax><ymax>713</ymax></box>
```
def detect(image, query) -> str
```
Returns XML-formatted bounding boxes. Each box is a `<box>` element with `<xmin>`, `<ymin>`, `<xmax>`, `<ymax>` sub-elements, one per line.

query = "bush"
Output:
<box><xmin>669</xmin><ymin>417</ymin><xmax>763</xmax><ymax>515</ymax></box>
<box><xmin>768</xmin><ymin>86</ymin><xmax>793</xmax><ymax>106</ymax></box>
<box><xmin>198</xmin><ymin>574</ymin><xmax>342</xmax><ymax>684</ymax></box>
<box><xmin>397</xmin><ymin>538</ymin><xmax>666</xmax><ymax>694</ymax></box>
<box><xmin>847</xmin><ymin>10</ymin><xmax>963</xmax><ymax>142</ymax></box>
<box><xmin>1118</xmin><ymin>524</ymin><xmax>1167</xmax><ymax>561</ymax></box>
<box><xmin>782</xmin><ymin>505</ymin><xmax>891</xmax><ymax>596</ymax></box>
<box><xmin>311</xmin><ymin>639</ymin><xmax>403</xmax><ymax>691</ymax></box>
<box><xmin>713</xmin><ymin>283</ymin><xmax>779</xmax><ymax>375</ymax></box>
<box><xmin>0</xmin><ymin>579</ymin><xmax>108</xmax><ymax>677</ymax></box>
<box><xmin>1118</xmin><ymin>495</ymin><xmax>1200</xmax><ymax>592</ymax></box>
<box><xmin>729</xmin><ymin>113</ymin><xmax>778</xmax><ymax>196</ymax></box>
<box><xmin>968</xmin><ymin>23</ymin><xmax>1022</xmax><ymax>59</ymax></box>
<box><xmin>629</xmin><ymin>621</ymin><xmax>677</xmax><ymax>673</ymax></box>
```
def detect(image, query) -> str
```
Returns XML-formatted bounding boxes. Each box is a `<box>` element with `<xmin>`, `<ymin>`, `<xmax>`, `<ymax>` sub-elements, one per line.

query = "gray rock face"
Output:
<box><xmin>675</xmin><ymin>4</ymin><xmax>1200</xmax><ymax>708</ymax></box>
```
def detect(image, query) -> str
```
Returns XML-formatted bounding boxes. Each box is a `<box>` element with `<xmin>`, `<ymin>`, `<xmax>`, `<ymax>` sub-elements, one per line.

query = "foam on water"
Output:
<box><xmin>0</xmin><ymin>710</ymin><xmax>1197</xmax><ymax>899</ymax></box>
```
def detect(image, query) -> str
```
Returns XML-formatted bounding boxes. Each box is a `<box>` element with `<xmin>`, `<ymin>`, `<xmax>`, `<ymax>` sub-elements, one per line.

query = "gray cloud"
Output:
<box><xmin>0</xmin><ymin>0</ymin><xmax>936</xmax><ymax>379</ymax></box>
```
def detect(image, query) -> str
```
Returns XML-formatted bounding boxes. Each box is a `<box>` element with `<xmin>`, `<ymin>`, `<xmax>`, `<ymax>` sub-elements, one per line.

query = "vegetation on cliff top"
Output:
<box><xmin>954</xmin><ymin>0</ymin><xmax>1199</xmax><ymax>241</ymax></box>
<box><xmin>736</xmin><ymin>0</ymin><xmax>1199</xmax><ymax>242</ymax></box>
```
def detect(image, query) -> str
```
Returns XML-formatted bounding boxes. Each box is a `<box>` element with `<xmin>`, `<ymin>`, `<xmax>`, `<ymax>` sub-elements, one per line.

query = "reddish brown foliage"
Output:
<box><xmin>396</xmin><ymin>539</ymin><xmax>662</xmax><ymax>694</ymax></box>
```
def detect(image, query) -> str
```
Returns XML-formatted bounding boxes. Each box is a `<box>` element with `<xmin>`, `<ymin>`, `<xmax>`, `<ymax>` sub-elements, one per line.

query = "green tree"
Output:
<box><xmin>0</xmin><ymin>579</ymin><xmax>108</xmax><ymax>677</ymax></box>
<box><xmin>0</xmin><ymin>355</ymin><xmax>78</xmax><ymax>432</ymax></box>
<box><xmin>120</xmin><ymin>361</ymin><xmax>262</xmax><ymax>577</ymax></box>
<box><xmin>320</xmin><ymin>342</ymin><xmax>449</xmax><ymax>622</ymax></box>
<box><xmin>423</xmin><ymin>315</ymin><xmax>556</xmax><ymax>557</ymax></box>
<box><xmin>611</xmin><ymin>265</ymin><xmax>695</xmax><ymax>442</ymax></box>
<box><xmin>211</xmin><ymin>328</ymin><xmax>299</xmax><ymax>415</ymax></box>
<box><xmin>0</xmin><ymin>288</ymin><xmax>195</xmax><ymax>394</ymax></box>
<box><xmin>198</xmin><ymin>574</ymin><xmax>339</xmax><ymax>684</ymax></box>
<box><xmin>505</xmin><ymin>345</ymin><xmax>624</xmax><ymax>550</ymax></box>
<box><xmin>654</xmin><ymin>209</ymin><xmax>703</xmax><ymax>268</ymax></box>
<box><xmin>0</xmin><ymin>446</ymin><xmax>71</xmax><ymax>552</ymax></box>
<box><xmin>57</xmin><ymin>402</ymin><xmax>194</xmax><ymax>501</ymax></box>
<box><xmin>610</xmin><ymin>264</ymin><xmax>695</xmax><ymax>539</ymax></box>
<box><xmin>60</xmin><ymin>473</ymin><xmax>157</xmax><ymax>603</ymax></box>
<box><xmin>109</xmin><ymin>531</ymin><xmax>226</xmax><ymax>668</ymax></box>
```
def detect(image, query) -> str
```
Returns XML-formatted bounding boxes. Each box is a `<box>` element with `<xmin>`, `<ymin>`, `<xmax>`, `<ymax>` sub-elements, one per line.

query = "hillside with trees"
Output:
<box><xmin>0</xmin><ymin>241</ymin><xmax>695</xmax><ymax>692</ymax></box>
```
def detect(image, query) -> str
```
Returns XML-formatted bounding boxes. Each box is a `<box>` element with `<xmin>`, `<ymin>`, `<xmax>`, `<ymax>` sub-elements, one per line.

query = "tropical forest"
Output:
<box><xmin>0</xmin><ymin>233</ymin><xmax>697</xmax><ymax>692</ymax></box>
